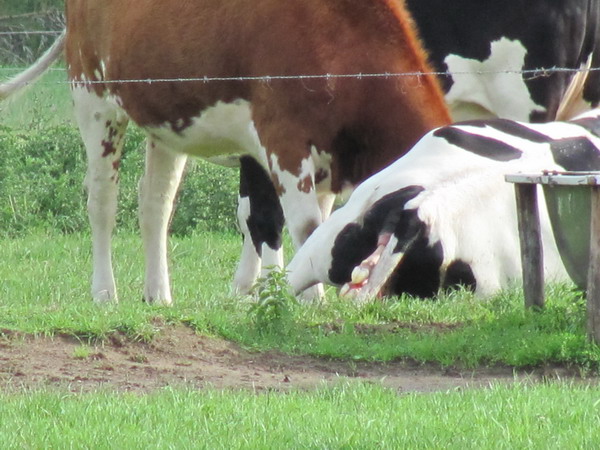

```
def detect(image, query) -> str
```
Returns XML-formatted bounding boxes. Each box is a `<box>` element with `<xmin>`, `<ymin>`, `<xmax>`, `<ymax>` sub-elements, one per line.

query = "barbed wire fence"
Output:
<box><xmin>1</xmin><ymin>22</ymin><xmax>599</xmax><ymax>85</ymax></box>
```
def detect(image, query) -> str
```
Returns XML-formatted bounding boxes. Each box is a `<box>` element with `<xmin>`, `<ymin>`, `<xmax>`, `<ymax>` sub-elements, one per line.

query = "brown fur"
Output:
<box><xmin>65</xmin><ymin>0</ymin><xmax>451</xmax><ymax>192</ymax></box>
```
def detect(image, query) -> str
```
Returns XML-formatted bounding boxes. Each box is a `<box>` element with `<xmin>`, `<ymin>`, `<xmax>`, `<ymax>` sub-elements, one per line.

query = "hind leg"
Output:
<box><xmin>268</xmin><ymin>152</ymin><xmax>326</xmax><ymax>300</ymax></box>
<box><xmin>138</xmin><ymin>139</ymin><xmax>187</xmax><ymax>305</ymax></box>
<box><xmin>232</xmin><ymin>194</ymin><xmax>261</xmax><ymax>294</ymax></box>
<box><xmin>72</xmin><ymin>87</ymin><xmax>128</xmax><ymax>303</ymax></box>
<box><xmin>232</xmin><ymin>156</ymin><xmax>284</xmax><ymax>294</ymax></box>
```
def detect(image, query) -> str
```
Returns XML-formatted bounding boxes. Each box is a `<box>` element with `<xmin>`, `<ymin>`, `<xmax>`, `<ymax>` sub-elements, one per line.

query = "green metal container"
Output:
<box><xmin>506</xmin><ymin>171</ymin><xmax>600</xmax><ymax>290</ymax></box>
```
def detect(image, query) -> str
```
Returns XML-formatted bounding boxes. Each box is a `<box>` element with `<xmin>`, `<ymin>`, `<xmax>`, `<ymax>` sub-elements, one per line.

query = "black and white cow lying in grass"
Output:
<box><xmin>287</xmin><ymin>110</ymin><xmax>600</xmax><ymax>301</ymax></box>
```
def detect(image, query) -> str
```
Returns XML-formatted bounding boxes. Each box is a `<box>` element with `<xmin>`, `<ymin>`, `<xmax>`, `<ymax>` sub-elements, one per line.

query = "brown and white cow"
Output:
<box><xmin>1</xmin><ymin>0</ymin><xmax>451</xmax><ymax>304</ymax></box>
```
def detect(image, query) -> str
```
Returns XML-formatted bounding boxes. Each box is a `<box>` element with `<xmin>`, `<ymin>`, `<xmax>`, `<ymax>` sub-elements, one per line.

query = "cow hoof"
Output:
<box><xmin>92</xmin><ymin>289</ymin><xmax>118</xmax><ymax>304</ymax></box>
<box><xmin>231</xmin><ymin>282</ymin><xmax>254</xmax><ymax>296</ymax></box>
<box><xmin>142</xmin><ymin>293</ymin><xmax>173</xmax><ymax>306</ymax></box>
<box><xmin>299</xmin><ymin>283</ymin><xmax>325</xmax><ymax>303</ymax></box>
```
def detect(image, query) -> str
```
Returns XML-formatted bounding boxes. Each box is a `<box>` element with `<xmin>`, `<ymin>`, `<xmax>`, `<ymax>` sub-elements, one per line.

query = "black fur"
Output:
<box><xmin>239</xmin><ymin>156</ymin><xmax>284</xmax><ymax>255</ymax></box>
<box><xmin>406</xmin><ymin>0</ymin><xmax>600</xmax><ymax>121</ymax></box>
<box><xmin>386</xmin><ymin>239</ymin><xmax>444</xmax><ymax>298</ymax></box>
<box><xmin>443</xmin><ymin>260</ymin><xmax>477</xmax><ymax>292</ymax></box>
<box><xmin>434</xmin><ymin>127</ymin><xmax>523</xmax><ymax>161</ymax></box>
<box><xmin>572</xmin><ymin>117</ymin><xmax>600</xmax><ymax>138</ymax></box>
<box><xmin>328</xmin><ymin>186</ymin><xmax>423</xmax><ymax>284</ymax></box>
<box><xmin>550</xmin><ymin>137</ymin><xmax>600</xmax><ymax>171</ymax></box>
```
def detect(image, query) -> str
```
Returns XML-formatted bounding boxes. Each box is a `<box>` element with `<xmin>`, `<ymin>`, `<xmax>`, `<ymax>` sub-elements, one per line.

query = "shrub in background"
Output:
<box><xmin>1</xmin><ymin>0</ymin><xmax>64</xmax><ymax>17</ymax></box>
<box><xmin>0</xmin><ymin>6</ymin><xmax>65</xmax><ymax>66</ymax></box>
<box><xmin>0</xmin><ymin>125</ymin><xmax>240</xmax><ymax>237</ymax></box>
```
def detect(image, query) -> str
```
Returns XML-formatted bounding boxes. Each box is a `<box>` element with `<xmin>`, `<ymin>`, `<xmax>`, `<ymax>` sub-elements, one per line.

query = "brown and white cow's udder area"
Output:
<box><xmin>146</xmin><ymin>99</ymin><xmax>264</xmax><ymax>160</ymax></box>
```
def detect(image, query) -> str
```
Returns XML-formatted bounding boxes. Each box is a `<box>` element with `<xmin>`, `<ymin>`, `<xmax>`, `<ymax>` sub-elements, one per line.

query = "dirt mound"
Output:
<box><xmin>0</xmin><ymin>326</ymin><xmax>572</xmax><ymax>393</ymax></box>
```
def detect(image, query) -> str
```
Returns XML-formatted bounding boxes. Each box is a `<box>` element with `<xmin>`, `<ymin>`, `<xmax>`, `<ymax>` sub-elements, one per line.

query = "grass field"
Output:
<box><xmin>0</xmin><ymin>67</ymin><xmax>73</xmax><ymax>128</ymax></box>
<box><xmin>1</xmin><ymin>229</ymin><xmax>598</xmax><ymax>370</ymax></box>
<box><xmin>2</xmin><ymin>382</ymin><xmax>600</xmax><ymax>449</ymax></box>
<box><xmin>3</xmin><ymin>65</ymin><xmax>600</xmax><ymax>447</ymax></box>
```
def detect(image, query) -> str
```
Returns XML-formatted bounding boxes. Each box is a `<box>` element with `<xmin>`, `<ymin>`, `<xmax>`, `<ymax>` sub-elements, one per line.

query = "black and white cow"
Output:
<box><xmin>407</xmin><ymin>0</ymin><xmax>600</xmax><ymax>122</ymax></box>
<box><xmin>286</xmin><ymin>110</ymin><xmax>600</xmax><ymax>300</ymax></box>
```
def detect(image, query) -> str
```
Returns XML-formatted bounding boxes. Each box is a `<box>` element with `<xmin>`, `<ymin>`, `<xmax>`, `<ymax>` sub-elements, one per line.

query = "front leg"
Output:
<box><xmin>138</xmin><ymin>140</ymin><xmax>187</xmax><ymax>305</ymax></box>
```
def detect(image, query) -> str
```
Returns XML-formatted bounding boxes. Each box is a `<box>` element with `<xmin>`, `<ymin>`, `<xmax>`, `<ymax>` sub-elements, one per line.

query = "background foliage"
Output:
<box><xmin>0</xmin><ymin>0</ymin><xmax>63</xmax><ymax>16</ymax></box>
<box><xmin>0</xmin><ymin>1</ymin><xmax>64</xmax><ymax>65</ymax></box>
<box><xmin>0</xmin><ymin>124</ymin><xmax>240</xmax><ymax>237</ymax></box>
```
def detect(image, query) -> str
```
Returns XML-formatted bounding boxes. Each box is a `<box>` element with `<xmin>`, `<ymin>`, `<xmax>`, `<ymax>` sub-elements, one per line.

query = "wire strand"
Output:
<box><xmin>1</xmin><ymin>66</ymin><xmax>597</xmax><ymax>86</ymax></box>
<box><xmin>1</xmin><ymin>29</ymin><xmax>598</xmax><ymax>85</ymax></box>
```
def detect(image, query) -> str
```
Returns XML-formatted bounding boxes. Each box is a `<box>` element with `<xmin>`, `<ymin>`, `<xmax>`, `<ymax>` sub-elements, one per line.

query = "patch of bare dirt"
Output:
<box><xmin>0</xmin><ymin>326</ymin><xmax>581</xmax><ymax>393</ymax></box>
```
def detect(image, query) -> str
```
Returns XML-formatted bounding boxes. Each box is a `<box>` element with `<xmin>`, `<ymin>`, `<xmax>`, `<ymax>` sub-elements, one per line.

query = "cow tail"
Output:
<box><xmin>556</xmin><ymin>54</ymin><xmax>593</xmax><ymax>121</ymax></box>
<box><xmin>0</xmin><ymin>30</ymin><xmax>66</xmax><ymax>101</ymax></box>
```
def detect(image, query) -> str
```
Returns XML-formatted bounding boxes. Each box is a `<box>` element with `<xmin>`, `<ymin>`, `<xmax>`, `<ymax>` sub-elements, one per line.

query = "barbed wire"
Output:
<box><xmin>0</xmin><ymin>66</ymin><xmax>597</xmax><ymax>86</ymax></box>
<box><xmin>0</xmin><ymin>29</ymin><xmax>598</xmax><ymax>85</ymax></box>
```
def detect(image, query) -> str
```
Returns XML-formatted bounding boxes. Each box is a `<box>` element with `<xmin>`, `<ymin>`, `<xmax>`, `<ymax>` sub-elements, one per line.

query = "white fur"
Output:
<box><xmin>149</xmin><ymin>100</ymin><xmax>262</xmax><ymax>159</ymax></box>
<box><xmin>286</xmin><ymin>115</ymin><xmax>600</xmax><ymax>298</ymax></box>
<box><xmin>72</xmin><ymin>87</ymin><xmax>332</xmax><ymax>302</ymax></box>
<box><xmin>445</xmin><ymin>38</ymin><xmax>546</xmax><ymax>121</ymax></box>
<box><xmin>232</xmin><ymin>195</ymin><xmax>284</xmax><ymax>294</ymax></box>
<box><xmin>269</xmin><ymin>154</ymin><xmax>323</xmax><ymax>247</ymax></box>
<box><xmin>0</xmin><ymin>31</ymin><xmax>65</xmax><ymax>101</ymax></box>
<box><xmin>138</xmin><ymin>140</ymin><xmax>188</xmax><ymax>305</ymax></box>
<box><xmin>71</xmin><ymin>86</ymin><xmax>129</xmax><ymax>303</ymax></box>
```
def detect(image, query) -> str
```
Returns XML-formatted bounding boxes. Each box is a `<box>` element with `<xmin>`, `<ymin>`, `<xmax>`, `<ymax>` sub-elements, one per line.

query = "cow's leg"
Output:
<box><xmin>138</xmin><ymin>140</ymin><xmax>187</xmax><ymax>305</ymax></box>
<box><xmin>233</xmin><ymin>156</ymin><xmax>284</xmax><ymax>294</ymax></box>
<box><xmin>268</xmin><ymin>152</ymin><xmax>325</xmax><ymax>299</ymax></box>
<box><xmin>233</xmin><ymin>194</ymin><xmax>261</xmax><ymax>294</ymax></box>
<box><xmin>318</xmin><ymin>193</ymin><xmax>336</xmax><ymax>221</ymax></box>
<box><xmin>269</xmin><ymin>155</ymin><xmax>322</xmax><ymax>248</ymax></box>
<box><xmin>71</xmin><ymin>87</ymin><xmax>128</xmax><ymax>303</ymax></box>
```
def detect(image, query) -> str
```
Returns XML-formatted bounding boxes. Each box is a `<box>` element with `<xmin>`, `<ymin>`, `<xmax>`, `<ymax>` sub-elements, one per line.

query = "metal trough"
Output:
<box><xmin>505</xmin><ymin>171</ymin><xmax>600</xmax><ymax>343</ymax></box>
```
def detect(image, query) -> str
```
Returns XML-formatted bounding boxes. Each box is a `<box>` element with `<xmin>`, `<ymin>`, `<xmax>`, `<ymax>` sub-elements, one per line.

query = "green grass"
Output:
<box><xmin>1</xmin><ymin>230</ymin><xmax>599</xmax><ymax>372</ymax></box>
<box><xmin>0</xmin><ymin>67</ymin><xmax>73</xmax><ymax>128</ymax></box>
<box><xmin>0</xmin><ymin>66</ymin><xmax>240</xmax><ymax>236</ymax></box>
<box><xmin>2</xmin><ymin>64</ymin><xmax>600</xmax><ymax>371</ymax></box>
<box><xmin>1</xmin><ymin>382</ymin><xmax>599</xmax><ymax>448</ymax></box>
<box><xmin>2</xmin><ymin>63</ymin><xmax>600</xmax><ymax>448</ymax></box>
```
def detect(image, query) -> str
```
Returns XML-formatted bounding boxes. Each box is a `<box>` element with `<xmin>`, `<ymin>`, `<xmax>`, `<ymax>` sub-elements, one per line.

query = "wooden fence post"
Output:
<box><xmin>514</xmin><ymin>184</ymin><xmax>545</xmax><ymax>310</ymax></box>
<box><xmin>587</xmin><ymin>186</ymin><xmax>600</xmax><ymax>343</ymax></box>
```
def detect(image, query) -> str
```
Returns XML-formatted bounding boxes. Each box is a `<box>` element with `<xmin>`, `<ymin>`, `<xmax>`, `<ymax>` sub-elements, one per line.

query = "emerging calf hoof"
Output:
<box><xmin>351</xmin><ymin>265</ymin><xmax>370</xmax><ymax>285</ymax></box>
<box><xmin>339</xmin><ymin>263</ymin><xmax>372</xmax><ymax>300</ymax></box>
